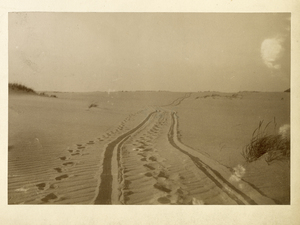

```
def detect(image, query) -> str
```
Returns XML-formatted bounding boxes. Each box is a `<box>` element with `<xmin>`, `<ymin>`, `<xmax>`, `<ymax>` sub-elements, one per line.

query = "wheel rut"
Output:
<box><xmin>94</xmin><ymin>111</ymin><xmax>156</xmax><ymax>204</ymax></box>
<box><xmin>95</xmin><ymin>108</ymin><xmax>276</xmax><ymax>205</ymax></box>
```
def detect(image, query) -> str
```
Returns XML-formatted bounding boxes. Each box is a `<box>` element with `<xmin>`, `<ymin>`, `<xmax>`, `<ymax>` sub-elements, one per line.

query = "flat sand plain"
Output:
<box><xmin>8</xmin><ymin>91</ymin><xmax>290</xmax><ymax>204</ymax></box>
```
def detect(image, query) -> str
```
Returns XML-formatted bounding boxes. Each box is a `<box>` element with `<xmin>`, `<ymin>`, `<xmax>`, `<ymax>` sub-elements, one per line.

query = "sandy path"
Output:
<box><xmin>95</xmin><ymin>107</ymin><xmax>276</xmax><ymax>205</ymax></box>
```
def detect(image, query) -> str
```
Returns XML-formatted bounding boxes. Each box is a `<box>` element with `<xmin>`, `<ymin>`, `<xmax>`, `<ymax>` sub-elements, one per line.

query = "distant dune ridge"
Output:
<box><xmin>9</xmin><ymin>83</ymin><xmax>57</xmax><ymax>98</ymax></box>
<box><xmin>9</xmin><ymin>83</ymin><xmax>36</xmax><ymax>94</ymax></box>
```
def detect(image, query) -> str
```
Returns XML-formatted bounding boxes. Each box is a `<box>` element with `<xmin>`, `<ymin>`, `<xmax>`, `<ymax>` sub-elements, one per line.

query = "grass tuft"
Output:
<box><xmin>88</xmin><ymin>103</ymin><xmax>98</xmax><ymax>108</ymax></box>
<box><xmin>242</xmin><ymin>118</ymin><xmax>290</xmax><ymax>164</ymax></box>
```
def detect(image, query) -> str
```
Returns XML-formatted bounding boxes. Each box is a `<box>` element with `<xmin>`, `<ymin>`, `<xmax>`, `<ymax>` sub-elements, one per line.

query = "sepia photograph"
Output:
<box><xmin>8</xmin><ymin>12</ymin><xmax>291</xmax><ymax>205</ymax></box>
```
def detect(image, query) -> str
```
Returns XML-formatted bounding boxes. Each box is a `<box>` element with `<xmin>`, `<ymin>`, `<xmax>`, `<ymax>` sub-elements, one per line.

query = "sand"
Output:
<box><xmin>167</xmin><ymin>91</ymin><xmax>290</xmax><ymax>204</ymax></box>
<box><xmin>8</xmin><ymin>91</ymin><xmax>290</xmax><ymax>204</ymax></box>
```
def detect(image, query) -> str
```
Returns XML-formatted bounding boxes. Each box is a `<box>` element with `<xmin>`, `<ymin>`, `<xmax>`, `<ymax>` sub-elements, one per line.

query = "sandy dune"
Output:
<box><xmin>8</xmin><ymin>91</ymin><xmax>290</xmax><ymax>204</ymax></box>
<box><xmin>169</xmin><ymin>92</ymin><xmax>290</xmax><ymax>204</ymax></box>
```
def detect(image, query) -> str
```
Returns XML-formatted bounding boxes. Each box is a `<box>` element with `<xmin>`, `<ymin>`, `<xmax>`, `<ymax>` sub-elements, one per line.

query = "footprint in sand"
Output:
<box><xmin>87</xmin><ymin>141</ymin><xmax>94</xmax><ymax>145</ymax></box>
<box><xmin>157</xmin><ymin>171</ymin><xmax>169</xmax><ymax>178</ymax></box>
<box><xmin>54</xmin><ymin>167</ymin><xmax>62</xmax><ymax>173</ymax></box>
<box><xmin>137</xmin><ymin>145</ymin><xmax>145</xmax><ymax>150</ymax></box>
<box><xmin>71</xmin><ymin>153</ymin><xmax>80</xmax><ymax>156</ymax></box>
<box><xmin>154</xmin><ymin>183</ymin><xmax>172</xmax><ymax>193</ymax></box>
<box><xmin>63</xmin><ymin>162</ymin><xmax>75</xmax><ymax>166</ymax></box>
<box><xmin>123</xmin><ymin>190</ymin><xmax>134</xmax><ymax>202</ymax></box>
<box><xmin>144</xmin><ymin>172</ymin><xmax>153</xmax><ymax>177</ymax></box>
<box><xmin>68</xmin><ymin>150</ymin><xmax>73</xmax><ymax>153</ymax></box>
<box><xmin>144</xmin><ymin>164</ymin><xmax>156</xmax><ymax>170</ymax></box>
<box><xmin>137</xmin><ymin>152</ymin><xmax>147</xmax><ymax>157</ymax></box>
<box><xmin>157</xmin><ymin>197</ymin><xmax>171</xmax><ymax>204</ymax></box>
<box><xmin>41</xmin><ymin>193</ymin><xmax>58</xmax><ymax>203</ymax></box>
<box><xmin>55</xmin><ymin>174</ymin><xmax>68</xmax><ymax>181</ymax></box>
<box><xmin>148</xmin><ymin>156</ymin><xmax>157</xmax><ymax>162</ymax></box>
<box><xmin>36</xmin><ymin>183</ymin><xmax>47</xmax><ymax>190</ymax></box>
<box><xmin>59</xmin><ymin>156</ymin><xmax>67</xmax><ymax>161</ymax></box>
<box><xmin>50</xmin><ymin>184</ymin><xmax>58</xmax><ymax>189</ymax></box>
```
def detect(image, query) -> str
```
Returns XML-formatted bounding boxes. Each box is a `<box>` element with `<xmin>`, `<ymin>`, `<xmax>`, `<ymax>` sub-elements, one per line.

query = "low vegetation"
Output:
<box><xmin>9</xmin><ymin>83</ymin><xmax>58</xmax><ymax>98</ymax></box>
<box><xmin>88</xmin><ymin>103</ymin><xmax>98</xmax><ymax>108</ymax></box>
<box><xmin>9</xmin><ymin>83</ymin><xmax>36</xmax><ymax>93</ymax></box>
<box><xmin>242</xmin><ymin>119</ymin><xmax>290</xmax><ymax>164</ymax></box>
<box><xmin>39</xmin><ymin>92</ymin><xmax>57</xmax><ymax>98</ymax></box>
<box><xmin>195</xmin><ymin>93</ymin><xmax>242</xmax><ymax>100</ymax></box>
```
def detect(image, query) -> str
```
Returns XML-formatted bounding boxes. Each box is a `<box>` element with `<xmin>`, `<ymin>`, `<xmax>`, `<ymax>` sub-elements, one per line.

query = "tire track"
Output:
<box><xmin>99</xmin><ymin>110</ymin><xmax>224</xmax><ymax>204</ymax></box>
<box><xmin>100</xmin><ymin>109</ymin><xmax>277</xmax><ymax>205</ymax></box>
<box><xmin>94</xmin><ymin>111</ymin><xmax>156</xmax><ymax>204</ymax></box>
<box><xmin>162</xmin><ymin>93</ymin><xmax>191</xmax><ymax>107</ymax></box>
<box><xmin>168</xmin><ymin>112</ymin><xmax>276</xmax><ymax>205</ymax></box>
<box><xmin>114</xmin><ymin>110</ymin><xmax>236</xmax><ymax>204</ymax></box>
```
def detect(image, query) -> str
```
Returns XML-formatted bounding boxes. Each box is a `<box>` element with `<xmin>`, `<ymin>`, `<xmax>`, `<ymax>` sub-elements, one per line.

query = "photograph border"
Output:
<box><xmin>1</xmin><ymin>0</ymin><xmax>300</xmax><ymax>224</ymax></box>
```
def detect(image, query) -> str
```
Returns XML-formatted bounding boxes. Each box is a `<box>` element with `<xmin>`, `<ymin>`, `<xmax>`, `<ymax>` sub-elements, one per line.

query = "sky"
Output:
<box><xmin>8</xmin><ymin>13</ymin><xmax>290</xmax><ymax>92</ymax></box>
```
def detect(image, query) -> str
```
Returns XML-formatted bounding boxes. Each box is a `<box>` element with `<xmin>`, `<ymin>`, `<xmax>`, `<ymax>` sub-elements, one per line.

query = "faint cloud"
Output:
<box><xmin>261</xmin><ymin>36</ymin><xmax>285</xmax><ymax>69</ymax></box>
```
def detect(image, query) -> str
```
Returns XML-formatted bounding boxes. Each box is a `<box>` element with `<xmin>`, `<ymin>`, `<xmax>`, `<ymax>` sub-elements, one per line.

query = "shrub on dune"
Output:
<box><xmin>242</xmin><ymin>119</ymin><xmax>290</xmax><ymax>164</ymax></box>
<box><xmin>9</xmin><ymin>83</ymin><xmax>36</xmax><ymax>93</ymax></box>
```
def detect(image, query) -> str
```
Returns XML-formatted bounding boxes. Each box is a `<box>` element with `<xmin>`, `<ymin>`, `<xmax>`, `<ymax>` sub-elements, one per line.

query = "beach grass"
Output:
<box><xmin>242</xmin><ymin>119</ymin><xmax>290</xmax><ymax>164</ymax></box>
<box><xmin>9</xmin><ymin>83</ymin><xmax>36</xmax><ymax>93</ymax></box>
